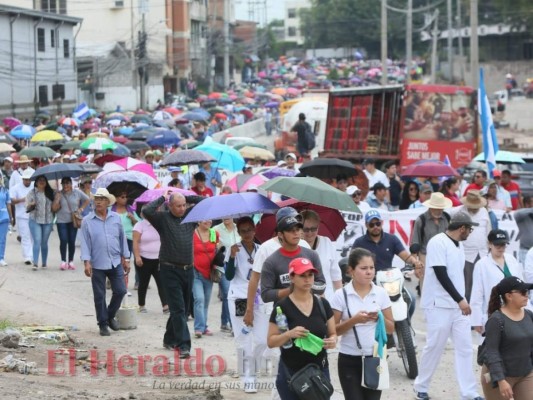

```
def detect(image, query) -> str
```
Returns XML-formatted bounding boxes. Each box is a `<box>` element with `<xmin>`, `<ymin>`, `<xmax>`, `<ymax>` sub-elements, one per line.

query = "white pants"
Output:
<box><xmin>414</xmin><ymin>308</ymin><xmax>480</xmax><ymax>400</ymax></box>
<box><xmin>17</xmin><ymin>218</ymin><xmax>32</xmax><ymax>261</ymax></box>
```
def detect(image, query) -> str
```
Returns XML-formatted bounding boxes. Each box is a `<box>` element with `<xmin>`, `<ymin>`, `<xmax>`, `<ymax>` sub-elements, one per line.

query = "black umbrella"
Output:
<box><xmin>0</xmin><ymin>134</ymin><xmax>17</xmax><ymax>144</ymax></box>
<box><xmin>112</xmin><ymin>143</ymin><xmax>132</xmax><ymax>156</ymax></box>
<box><xmin>299</xmin><ymin>158</ymin><xmax>358</xmax><ymax>179</ymax></box>
<box><xmin>31</xmin><ymin>163</ymin><xmax>84</xmax><ymax>181</ymax></box>
<box><xmin>160</xmin><ymin>149</ymin><xmax>215</xmax><ymax>166</ymax></box>
<box><xmin>107</xmin><ymin>181</ymin><xmax>147</xmax><ymax>205</ymax></box>
<box><xmin>124</xmin><ymin>141</ymin><xmax>151</xmax><ymax>152</ymax></box>
<box><xmin>129</xmin><ymin>129</ymin><xmax>155</xmax><ymax>141</ymax></box>
<box><xmin>76</xmin><ymin>163</ymin><xmax>102</xmax><ymax>174</ymax></box>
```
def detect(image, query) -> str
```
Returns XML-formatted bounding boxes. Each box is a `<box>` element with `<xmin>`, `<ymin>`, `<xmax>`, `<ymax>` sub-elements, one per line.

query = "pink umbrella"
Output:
<box><xmin>132</xmin><ymin>187</ymin><xmax>195</xmax><ymax>209</ymax></box>
<box><xmin>287</xmin><ymin>87</ymin><xmax>300</xmax><ymax>96</ymax></box>
<box><xmin>226</xmin><ymin>174</ymin><xmax>268</xmax><ymax>193</ymax></box>
<box><xmin>3</xmin><ymin>117</ymin><xmax>21</xmax><ymax>129</ymax></box>
<box><xmin>101</xmin><ymin>157</ymin><xmax>157</xmax><ymax>180</ymax></box>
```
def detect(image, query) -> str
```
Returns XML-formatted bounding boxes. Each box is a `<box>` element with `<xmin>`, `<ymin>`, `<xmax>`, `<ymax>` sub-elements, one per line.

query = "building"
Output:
<box><xmin>285</xmin><ymin>0</ymin><xmax>310</xmax><ymax>45</ymax></box>
<box><xmin>0</xmin><ymin>4</ymin><xmax>81</xmax><ymax>119</ymax></box>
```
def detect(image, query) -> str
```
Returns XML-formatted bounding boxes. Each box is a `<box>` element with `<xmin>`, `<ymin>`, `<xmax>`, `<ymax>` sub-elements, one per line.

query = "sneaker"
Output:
<box><xmin>134</xmin><ymin>283</ymin><xmax>139</xmax><ymax>290</ymax></box>
<box><xmin>470</xmin><ymin>397</ymin><xmax>485</xmax><ymax>400</ymax></box>
<box><xmin>0</xmin><ymin>260</ymin><xmax>7</xmax><ymax>266</ymax></box>
<box><xmin>108</xmin><ymin>318</ymin><xmax>120</xmax><ymax>331</ymax></box>
<box><xmin>127</xmin><ymin>291</ymin><xmax>132</xmax><ymax>297</ymax></box>
<box><xmin>99</xmin><ymin>326</ymin><xmax>111</xmax><ymax>336</ymax></box>
<box><xmin>194</xmin><ymin>331</ymin><xmax>202</xmax><ymax>338</ymax></box>
<box><xmin>163</xmin><ymin>342</ymin><xmax>176</xmax><ymax>350</ymax></box>
<box><xmin>68</xmin><ymin>262</ymin><xmax>76</xmax><ymax>270</ymax></box>
<box><xmin>139</xmin><ymin>306</ymin><xmax>147</xmax><ymax>313</ymax></box>
<box><xmin>32</xmin><ymin>264</ymin><xmax>38</xmax><ymax>271</ymax></box>
<box><xmin>203</xmin><ymin>329</ymin><xmax>213</xmax><ymax>336</ymax></box>
<box><xmin>179</xmin><ymin>349</ymin><xmax>190</xmax><ymax>359</ymax></box>
<box><xmin>220</xmin><ymin>324</ymin><xmax>232</xmax><ymax>333</ymax></box>
<box><xmin>24</xmin><ymin>259</ymin><xmax>32</xmax><ymax>265</ymax></box>
<box><xmin>414</xmin><ymin>390</ymin><xmax>430</xmax><ymax>400</ymax></box>
<box><xmin>60</xmin><ymin>262</ymin><xmax>68</xmax><ymax>270</ymax></box>
<box><xmin>41</xmin><ymin>265</ymin><xmax>47</xmax><ymax>269</ymax></box>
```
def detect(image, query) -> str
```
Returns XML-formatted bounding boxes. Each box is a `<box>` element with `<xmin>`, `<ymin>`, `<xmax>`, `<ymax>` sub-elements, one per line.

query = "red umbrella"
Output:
<box><xmin>255</xmin><ymin>199</ymin><xmax>346</xmax><ymax>243</ymax></box>
<box><xmin>401</xmin><ymin>161</ymin><xmax>459</xmax><ymax>178</ymax></box>
<box><xmin>112</xmin><ymin>136</ymin><xmax>130</xmax><ymax>144</ymax></box>
<box><xmin>3</xmin><ymin>117</ymin><xmax>21</xmax><ymax>129</ymax></box>
<box><xmin>239</xmin><ymin>109</ymin><xmax>254</xmax><ymax>119</ymax></box>
<box><xmin>93</xmin><ymin>154</ymin><xmax>127</xmax><ymax>167</ymax></box>
<box><xmin>164</xmin><ymin>107</ymin><xmax>182</xmax><ymax>115</ymax></box>
<box><xmin>214</xmin><ymin>113</ymin><xmax>228</xmax><ymax>120</ymax></box>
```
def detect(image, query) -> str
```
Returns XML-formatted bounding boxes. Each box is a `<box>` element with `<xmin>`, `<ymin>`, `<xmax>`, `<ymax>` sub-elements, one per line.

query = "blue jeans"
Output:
<box><xmin>0</xmin><ymin>220</ymin><xmax>9</xmax><ymax>260</ymax></box>
<box><xmin>57</xmin><ymin>222</ymin><xmax>77</xmax><ymax>262</ymax></box>
<box><xmin>276</xmin><ymin>359</ymin><xmax>330</xmax><ymax>400</ymax></box>
<box><xmin>193</xmin><ymin>268</ymin><xmax>213</xmax><ymax>333</ymax></box>
<box><xmin>160</xmin><ymin>264</ymin><xmax>193</xmax><ymax>351</ymax></box>
<box><xmin>29</xmin><ymin>220</ymin><xmax>53</xmax><ymax>266</ymax></box>
<box><xmin>219</xmin><ymin>273</ymin><xmax>231</xmax><ymax>327</ymax></box>
<box><xmin>91</xmin><ymin>265</ymin><xmax>127</xmax><ymax>327</ymax></box>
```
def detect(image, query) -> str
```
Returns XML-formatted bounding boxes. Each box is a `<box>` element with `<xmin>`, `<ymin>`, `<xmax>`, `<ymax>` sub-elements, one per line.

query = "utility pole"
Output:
<box><xmin>470</xmin><ymin>0</ymin><xmax>479</xmax><ymax>88</ymax></box>
<box><xmin>381</xmin><ymin>0</ymin><xmax>388</xmax><ymax>85</ymax></box>
<box><xmin>447</xmin><ymin>0</ymin><xmax>453</xmax><ymax>83</ymax></box>
<box><xmin>138</xmin><ymin>0</ymin><xmax>149</xmax><ymax>110</ymax></box>
<box><xmin>223</xmin><ymin>0</ymin><xmax>230</xmax><ymax>89</ymax></box>
<box><xmin>431</xmin><ymin>9</ymin><xmax>439</xmax><ymax>84</ymax></box>
<box><xmin>456</xmin><ymin>0</ymin><xmax>464</xmax><ymax>83</ymax></box>
<box><xmin>405</xmin><ymin>0</ymin><xmax>412</xmax><ymax>84</ymax></box>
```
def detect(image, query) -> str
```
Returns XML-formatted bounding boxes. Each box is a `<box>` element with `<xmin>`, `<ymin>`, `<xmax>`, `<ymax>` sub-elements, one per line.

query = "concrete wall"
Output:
<box><xmin>0</xmin><ymin>12</ymin><xmax>78</xmax><ymax>118</ymax></box>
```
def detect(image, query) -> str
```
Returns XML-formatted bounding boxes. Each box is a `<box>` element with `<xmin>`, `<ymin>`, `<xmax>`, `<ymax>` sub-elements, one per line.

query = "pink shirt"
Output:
<box><xmin>133</xmin><ymin>219</ymin><xmax>161</xmax><ymax>259</ymax></box>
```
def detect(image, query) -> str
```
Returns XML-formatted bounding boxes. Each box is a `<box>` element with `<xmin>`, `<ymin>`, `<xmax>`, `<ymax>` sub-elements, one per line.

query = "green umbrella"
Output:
<box><xmin>80</xmin><ymin>137</ymin><xmax>117</xmax><ymax>151</ymax></box>
<box><xmin>259</xmin><ymin>176</ymin><xmax>359</xmax><ymax>212</ymax></box>
<box><xmin>20</xmin><ymin>145</ymin><xmax>55</xmax><ymax>158</ymax></box>
<box><xmin>473</xmin><ymin>150</ymin><xmax>525</xmax><ymax>164</ymax></box>
<box><xmin>233</xmin><ymin>142</ymin><xmax>267</xmax><ymax>151</ymax></box>
<box><xmin>61</xmin><ymin>141</ymin><xmax>82</xmax><ymax>151</ymax></box>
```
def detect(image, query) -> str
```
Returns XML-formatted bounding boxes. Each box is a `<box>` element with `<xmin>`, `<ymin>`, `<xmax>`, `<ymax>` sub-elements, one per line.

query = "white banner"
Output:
<box><xmin>335</xmin><ymin>208</ymin><xmax>520</xmax><ymax>267</ymax></box>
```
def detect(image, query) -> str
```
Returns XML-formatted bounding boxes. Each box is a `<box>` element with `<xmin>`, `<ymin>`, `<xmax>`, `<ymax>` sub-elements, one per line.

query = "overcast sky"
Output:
<box><xmin>234</xmin><ymin>0</ymin><xmax>285</xmax><ymax>24</ymax></box>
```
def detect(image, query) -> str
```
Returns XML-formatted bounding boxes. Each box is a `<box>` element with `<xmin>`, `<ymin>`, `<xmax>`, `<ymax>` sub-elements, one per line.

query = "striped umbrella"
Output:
<box><xmin>10</xmin><ymin>124</ymin><xmax>36</xmax><ymax>139</ymax></box>
<box><xmin>80</xmin><ymin>137</ymin><xmax>117</xmax><ymax>151</ymax></box>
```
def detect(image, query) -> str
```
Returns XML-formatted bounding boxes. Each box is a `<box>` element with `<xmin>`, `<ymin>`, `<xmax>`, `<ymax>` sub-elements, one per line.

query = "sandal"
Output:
<box><xmin>195</xmin><ymin>331</ymin><xmax>202</xmax><ymax>338</ymax></box>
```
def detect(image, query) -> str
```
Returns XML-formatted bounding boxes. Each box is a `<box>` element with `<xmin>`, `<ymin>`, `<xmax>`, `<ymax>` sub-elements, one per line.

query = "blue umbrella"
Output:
<box><xmin>265</xmin><ymin>102</ymin><xmax>279</xmax><ymax>108</ymax></box>
<box><xmin>262</xmin><ymin>167</ymin><xmax>298</xmax><ymax>179</ymax></box>
<box><xmin>146</xmin><ymin>129</ymin><xmax>181</xmax><ymax>147</ymax></box>
<box><xmin>118</xmin><ymin>127</ymin><xmax>134</xmax><ymax>136</ymax></box>
<box><xmin>112</xmin><ymin>143</ymin><xmax>131</xmax><ymax>156</ymax></box>
<box><xmin>180</xmin><ymin>112</ymin><xmax>206</xmax><ymax>122</ymax></box>
<box><xmin>31</xmin><ymin>163</ymin><xmax>85</xmax><ymax>181</ymax></box>
<box><xmin>189</xmin><ymin>108</ymin><xmax>210</xmax><ymax>119</ymax></box>
<box><xmin>195</xmin><ymin>137</ymin><xmax>245</xmax><ymax>172</ymax></box>
<box><xmin>182</xmin><ymin>192</ymin><xmax>279</xmax><ymax>223</ymax></box>
<box><xmin>10</xmin><ymin>124</ymin><xmax>35</xmax><ymax>139</ymax></box>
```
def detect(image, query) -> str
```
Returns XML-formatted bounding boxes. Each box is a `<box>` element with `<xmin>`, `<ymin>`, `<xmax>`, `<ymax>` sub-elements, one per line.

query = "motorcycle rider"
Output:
<box><xmin>352</xmin><ymin>210</ymin><xmax>422</xmax><ymax>318</ymax></box>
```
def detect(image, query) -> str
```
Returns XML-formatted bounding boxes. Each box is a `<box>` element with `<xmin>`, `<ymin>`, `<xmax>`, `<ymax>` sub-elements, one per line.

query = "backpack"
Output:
<box><xmin>418</xmin><ymin>211</ymin><xmax>450</xmax><ymax>244</ymax></box>
<box><xmin>305</xmin><ymin>122</ymin><xmax>316</xmax><ymax>151</ymax></box>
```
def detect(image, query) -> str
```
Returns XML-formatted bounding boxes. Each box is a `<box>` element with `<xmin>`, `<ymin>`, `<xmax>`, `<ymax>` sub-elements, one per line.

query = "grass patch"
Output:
<box><xmin>0</xmin><ymin>319</ymin><xmax>12</xmax><ymax>330</ymax></box>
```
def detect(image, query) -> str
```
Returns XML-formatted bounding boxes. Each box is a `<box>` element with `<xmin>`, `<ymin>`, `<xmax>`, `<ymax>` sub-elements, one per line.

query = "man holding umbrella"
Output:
<box><xmin>143</xmin><ymin>191</ymin><xmax>204</xmax><ymax>359</ymax></box>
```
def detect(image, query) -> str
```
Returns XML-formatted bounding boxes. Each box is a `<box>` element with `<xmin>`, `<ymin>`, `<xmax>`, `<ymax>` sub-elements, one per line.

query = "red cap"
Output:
<box><xmin>493</xmin><ymin>169</ymin><xmax>501</xmax><ymax>177</ymax></box>
<box><xmin>288</xmin><ymin>258</ymin><xmax>318</xmax><ymax>275</ymax></box>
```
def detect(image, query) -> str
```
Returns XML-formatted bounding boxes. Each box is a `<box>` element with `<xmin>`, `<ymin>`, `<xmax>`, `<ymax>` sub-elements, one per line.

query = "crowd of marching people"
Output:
<box><xmin>0</xmin><ymin>137</ymin><xmax>532</xmax><ymax>400</ymax></box>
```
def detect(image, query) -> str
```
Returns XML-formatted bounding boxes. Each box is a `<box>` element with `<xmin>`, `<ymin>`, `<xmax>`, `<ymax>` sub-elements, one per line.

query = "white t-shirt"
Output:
<box><xmin>9</xmin><ymin>183</ymin><xmax>33</xmax><ymax>220</ymax></box>
<box><xmin>525</xmin><ymin>248</ymin><xmax>533</xmax><ymax>283</ymax></box>
<box><xmin>450</xmin><ymin>206</ymin><xmax>491</xmax><ymax>263</ymax></box>
<box><xmin>226</xmin><ymin>242</ymin><xmax>260</xmax><ymax>300</ymax></box>
<box><xmin>252</xmin><ymin>237</ymin><xmax>310</xmax><ymax>274</ymax></box>
<box><xmin>330</xmin><ymin>283</ymin><xmax>391</xmax><ymax>356</ymax></box>
<box><xmin>421</xmin><ymin>232</ymin><xmax>465</xmax><ymax>309</ymax></box>
<box><xmin>470</xmin><ymin>253</ymin><xmax>525</xmax><ymax>327</ymax></box>
<box><xmin>9</xmin><ymin>167</ymin><xmax>34</xmax><ymax>190</ymax></box>
<box><xmin>363</xmin><ymin>169</ymin><xmax>389</xmax><ymax>189</ymax></box>
<box><xmin>313</xmin><ymin>236</ymin><xmax>342</xmax><ymax>301</ymax></box>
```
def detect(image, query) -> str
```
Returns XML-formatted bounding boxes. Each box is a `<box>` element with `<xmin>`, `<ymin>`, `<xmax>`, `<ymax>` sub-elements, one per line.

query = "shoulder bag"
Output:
<box><xmin>283</xmin><ymin>362</ymin><xmax>333</xmax><ymax>400</ymax></box>
<box><xmin>342</xmin><ymin>288</ymin><xmax>389</xmax><ymax>391</ymax></box>
<box><xmin>65</xmin><ymin>192</ymin><xmax>83</xmax><ymax>229</ymax></box>
<box><xmin>197</xmin><ymin>229</ymin><xmax>224</xmax><ymax>283</ymax></box>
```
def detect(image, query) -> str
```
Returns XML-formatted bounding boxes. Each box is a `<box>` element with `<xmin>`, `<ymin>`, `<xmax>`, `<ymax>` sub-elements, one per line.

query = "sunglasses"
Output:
<box><xmin>352</xmin><ymin>191</ymin><xmax>362</xmax><ymax>197</ymax></box>
<box><xmin>368</xmin><ymin>221</ymin><xmax>382</xmax><ymax>228</ymax></box>
<box><xmin>303</xmin><ymin>226</ymin><xmax>318</xmax><ymax>233</ymax></box>
<box><xmin>510</xmin><ymin>289</ymin><xmax>529</xmax><ymax>296</ymax></box>
<box><xmin>239</xmin><ymin>228</ymin><xmax>255</xmax><ymax>234</ymax></box>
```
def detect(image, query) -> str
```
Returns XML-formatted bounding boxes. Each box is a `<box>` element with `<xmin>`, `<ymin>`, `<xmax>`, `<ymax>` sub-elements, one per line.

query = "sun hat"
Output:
<box><xmin>461</xmin><ymin>190</ymin><xmax>487</xmax><ymax>209</ymax></box>
<box><xmin>277</xmin><ymin>215</ymin><xmax>303</xmax><ymax>232</ymax></box>
<box><xmin>346</xmin><ymin>185</ymin><xmax>361</xmax><ymax>196</ymax></box>
<box><xmin>449</xmin><ymin>211</ymin><xmax>480</xmax><ymax>228</ymax></box>
<box><xmin>289</xmin><ymin>257</ymin><xmax>318</xmax><ymax>275</ymax></box>
<box><xmin>144</xmin><ymin>150</ymin><xmax>154</xmax><ymax>157</ymax></box>
<box><xmin>423</xmin><ymin>192</ymin><xmax>453</xmax><ymax>209</ymax></box>
<box><xmin>496</xmin><ymin>276</ymin><xmax>533</xmax><ymax>297</ymax></box>
<box><xmin>488</xmin><ymin>229</ymin><xmax>509</xmax><ymax>245</ymax></box>
<box><xmin>365</xmin><ymin>210</ymin><xmax>382</xmax><ymax>223</ymax></box>
<box><xmin>93</xmin><ymin>188</ymin><xmax>116</xmax><ymax>206</ymax></box>
<box><xmin>16</xmin><ymin>155</ymin><xmax>31</xmax><ymax>164</ymax></box>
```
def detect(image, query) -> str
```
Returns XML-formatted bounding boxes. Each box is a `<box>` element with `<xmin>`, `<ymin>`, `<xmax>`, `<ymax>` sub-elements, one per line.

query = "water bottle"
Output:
<box><xmin>275</xmin><ymin>306</ymin><xmax>293</xmax><ymax>349</ymax></box>
<box><xmin>241</xmin><ymin>325</ymin><xmax>252</xmax><ymax>335</ymax></box>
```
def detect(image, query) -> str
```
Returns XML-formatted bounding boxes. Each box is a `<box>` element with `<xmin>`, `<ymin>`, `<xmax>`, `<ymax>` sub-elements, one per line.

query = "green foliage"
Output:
<box><xmin>328</xmin><ymin>69</ymin><xmax>339</xmax><ymax>80</ymax></box>
<box><xmin>0</xmin><ymin>319</ymin><xmax>12</xmax><ymax>330</ymax></box>
<box><xmin>491</xmin><ymin>0</ymin><xmax>533</xmax><ymax>30</ymax></box>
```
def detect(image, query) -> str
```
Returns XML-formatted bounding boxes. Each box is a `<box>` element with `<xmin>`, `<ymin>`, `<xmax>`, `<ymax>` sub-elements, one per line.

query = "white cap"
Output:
<box><xmin>53</xmin><ymin>153</ymin><xmax>61</xmax><ymax>159</ymax></box>
<box><xmin>285</xmin><ymin>152</ymin><xmax>297</xmax><ymax>160</ymax></box>
<box><xmin>346</xmin><ymin>185</ymin><xmax>361</xmax><ymax>196</ymax></box>
<box><xmin>74</xmin><ymin>149</ymin><xmax>81</xmax><ymax>156</ymax></box>
<box><xmin>277</xmin><ymin>160</ymin><xmax>286</xmax><ymax>167</ymax></box>
<box><xmin>4</xmin><ymin>157</ymin><xmax>13</xmax><ymax>163</ymax></box>
<box><xmin>70</xmin><ymin>154</ymin><xmax>78</xmax><ymax>160</ymax></box>
<box><xmin>21</xmin><ymin>169</ymin><xmax>33</xmax><ymax>180</ymax></box>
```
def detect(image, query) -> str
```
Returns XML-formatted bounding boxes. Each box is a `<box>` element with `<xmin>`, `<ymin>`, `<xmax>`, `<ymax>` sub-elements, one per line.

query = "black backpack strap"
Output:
<box><xmin>314</xmin><ymin>294</ymin><xmax>327</xmax><ymax>323</ymax></box>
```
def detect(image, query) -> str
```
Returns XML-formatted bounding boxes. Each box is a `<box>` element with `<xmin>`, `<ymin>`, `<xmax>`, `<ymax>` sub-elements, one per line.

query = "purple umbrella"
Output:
<box><xmin>261</xmin><ymin>167</ymin><xmax>298</xmax><ymax>179</ymax></box>
<box><xmin>3</xmin><ymin>117</ymin><xmax>21</xmax><ymax>129</ymax></box>
<box><xmin>265</xmin><ymin>101</ymin><xmax>279</xmax><ymax>108</ymax></box>
<box><xmin>133</xmin><ymin>187</ymin><xmax>195</xmax><ymax>209</ymax></box>
<box><xmin>182</xmin><ymin>192</ymin><xmax>279</xmax><ymax>223</ymax></box>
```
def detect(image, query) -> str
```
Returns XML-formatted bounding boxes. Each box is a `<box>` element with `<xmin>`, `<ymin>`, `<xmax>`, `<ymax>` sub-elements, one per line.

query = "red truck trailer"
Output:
<box><xmin>320</xmin><ymin>84</ymin><xmax>478</xmax><ymax>168</ymax></box>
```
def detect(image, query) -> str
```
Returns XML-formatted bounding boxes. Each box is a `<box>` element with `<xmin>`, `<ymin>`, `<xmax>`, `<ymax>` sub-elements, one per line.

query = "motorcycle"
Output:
<box><xmin>375</xmin><ymin>244</ymin><xmax>420</xmax><ymax>379</ymax></box>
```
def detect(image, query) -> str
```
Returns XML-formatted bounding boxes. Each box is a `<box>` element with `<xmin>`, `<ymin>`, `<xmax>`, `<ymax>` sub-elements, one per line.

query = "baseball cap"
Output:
<box><xmin>346</xmin><ymin>185</ymin><xmax>361</xmax><ymax>196</ymax></box>
<box><xmin>69</xmin><ymin>154</ymin><xmax>78</xmax><ymax>161</ymax></box>
<box><xmin>363</xmin><ymin>158</ymin><xmax>375</xmax><ymax>165</ymax></box>
<box><xmin>277</xmin><ymin>216</ymin><xmax>303</xmax><ymax>232</ymax></box>
<box><xmin>289</xmin><ymin>258</ymin><xmax>318</xmax><ymax>275</ymax></box>
<box><xmin>488</xmin><ymin>229</ymin><xmax>509</xmax><ymax>245</ymax></box>
<box><xmin>365</xmin><ymin>210</ymin><xmax>382</xmax><ymax>223</ymax></box>
<box><xmin>492</xmin><ymin>169</ymin><xmax>502</xmax><ymax>178</ymax></box>
<box><xmin>449</xmin><ymin>211</ymin><xmax>480</xmax><ymax>228</ymax></box>
<box><xmin>275</xmin><ymin>206</ymin><xmax>300</xmax><ymax>224</ymax></box>
<box><xmin>496</xmin><ymin>276</ymin><xmax>533</xmax><ymax>296</ymax></box>
<box><xmin>277</xmin><ymin>160</ymin><xmax>287</xmax><ymax>167</ymax></box>
<box><xmin>21</xmin><ymin>169</ymin><xmax>33</xmax><ymax>180</ymax></box>
<box><xmin>3</xmin><ymin>157</ymin><xmax>13</xmax><ymax>163</ymax></box>
<box><xmin>285</xmin><ymin>153</ymin><xmax>297</xmax><ymax>160</ymax></box>
<box><xmin>420</xmin><ymin>183</ymin><xmax>433</xmax><ymax>193</ymax></box>
<box><xmin>145</xmin><ymin>151</ymin><xmax>154</xmax><ymax>157</ymax></box>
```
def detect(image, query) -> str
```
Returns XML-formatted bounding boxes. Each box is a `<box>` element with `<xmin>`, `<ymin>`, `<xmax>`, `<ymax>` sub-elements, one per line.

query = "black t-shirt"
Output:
<box><xmin>269</xmin><ymin>295</ymin><xmax>333</xmax><ymax>371</ymax></box>
<box><xmin>291</xmin><ymin>121</ymin><xmax>308</xmax><ymax>148</ymax></box>
<box><xmin>389</xmin><ymin>177</ymin><xmax>402</xmax><ymax>207</ymax></box>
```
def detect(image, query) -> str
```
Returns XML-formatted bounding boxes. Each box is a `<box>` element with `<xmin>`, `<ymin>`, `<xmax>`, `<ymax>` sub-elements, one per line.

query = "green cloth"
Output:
<box><xmin>294</xmin><ymin>332</ymin><xmax>324</xmax><ymax>356</ymax></box>
<box><xmin>503</xmin><ymin>262</ymin><xmax>512</xmax><ymax>278</ymax></box>
<box><xmin>375</xmin><ymin>311</ymin><xmax>388</xmax><ymax>358</ymax></box>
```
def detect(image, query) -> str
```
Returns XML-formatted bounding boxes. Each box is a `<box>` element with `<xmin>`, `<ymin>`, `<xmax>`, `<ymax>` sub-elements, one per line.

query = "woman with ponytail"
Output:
<box><xmin>481</xmin><ymin>276</ymin><xmax>533</xmax><ymax>400</ymax></box>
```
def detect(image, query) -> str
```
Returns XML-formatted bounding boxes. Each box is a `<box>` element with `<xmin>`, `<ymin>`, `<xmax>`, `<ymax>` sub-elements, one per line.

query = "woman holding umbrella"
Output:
<box><xmin>52</xmin><ymin>177</ymin><xmax>90</xmax><ymax>270</ymax></box>
<box><xmin>26</xmin><ymin>176</ymin><xmax>56</xmax><ymax>270</ymax></box>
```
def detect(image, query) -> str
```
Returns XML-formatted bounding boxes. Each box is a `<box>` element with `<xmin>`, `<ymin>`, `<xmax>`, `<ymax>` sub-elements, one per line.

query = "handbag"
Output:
<box><xmin>198</xmin><ymin>229</ymin><xmax>223</xmax><ymax>283</ymax></box>
<box><xmin>234</xmin><ymin>298</ymin><xmax>247</xmax><ymax>317</ymax></box>
<box><xmin>283</xmin><ymin>363</ymin><xmax>333</xmax><ymax>400</ymax></box>
<box><xmin>65</xmin><ymin>192</ymin><xmax>83</xmax><ymax>229</ymax></box>
<box><xmin>342</xmin><ymin>288</ymin><xmax>389</xmax><ymax>391</ymax></box>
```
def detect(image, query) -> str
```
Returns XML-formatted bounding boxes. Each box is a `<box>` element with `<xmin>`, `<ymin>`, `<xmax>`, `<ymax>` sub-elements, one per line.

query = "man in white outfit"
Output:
<box><xmin>413</xmin><ymin>211</ymin><xmax>484</xmax><ymax>400</ymax></box>
<box><xmin>9</xmin><ymin>169</ymin><xmax>34</xmax><ymax>264</ymax></box>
